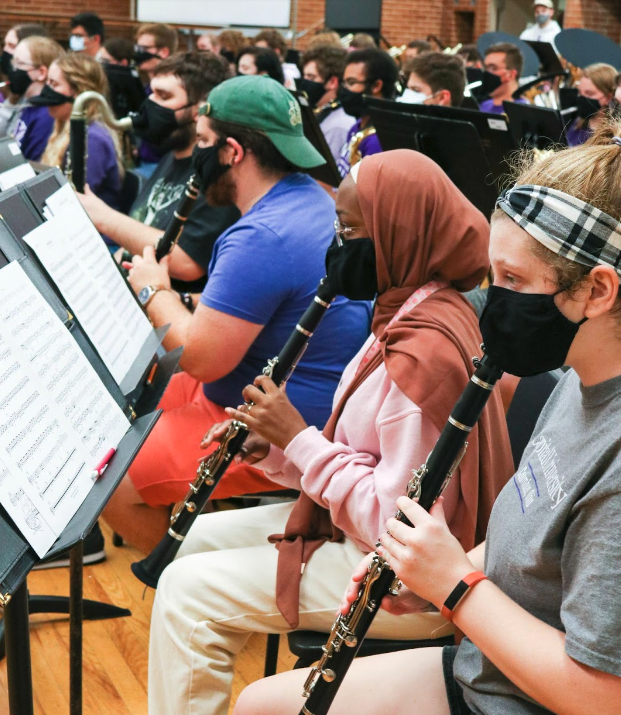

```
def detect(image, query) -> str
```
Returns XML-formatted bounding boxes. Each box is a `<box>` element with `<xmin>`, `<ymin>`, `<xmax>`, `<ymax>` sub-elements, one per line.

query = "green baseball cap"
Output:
<box><xmin>198</xmin><ymin>75</ymin><xmax>325</xmax><ymax>169</ymax></box>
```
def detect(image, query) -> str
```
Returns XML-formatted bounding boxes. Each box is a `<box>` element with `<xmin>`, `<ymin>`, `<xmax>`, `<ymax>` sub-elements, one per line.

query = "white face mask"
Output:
<box><xmin>397</xmin><ymin>88</ymin><xmax>430</xmax><ymax>104</ymax></box>
<box><xmin>69</xmin><ymin>35</ymin><xmax>86</xmax><ymax>52</ymax></box>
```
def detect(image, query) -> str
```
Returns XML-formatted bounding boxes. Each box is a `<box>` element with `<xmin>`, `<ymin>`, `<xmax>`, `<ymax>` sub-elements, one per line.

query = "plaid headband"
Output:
<box><xmin>497</xmin><ymin>184</ymin><xmax>621</xmax><ymax>277</ymax></box>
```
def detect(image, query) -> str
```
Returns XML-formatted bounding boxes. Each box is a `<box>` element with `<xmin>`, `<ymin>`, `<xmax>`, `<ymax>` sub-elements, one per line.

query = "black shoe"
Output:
<box><xmin>33</xmin><ymin>521</ymin><xmax>106</xmax><ymax>570</ymax></box>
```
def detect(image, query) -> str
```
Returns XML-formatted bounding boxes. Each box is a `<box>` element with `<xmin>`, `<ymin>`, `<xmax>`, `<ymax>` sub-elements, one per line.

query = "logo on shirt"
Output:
<box><xmin>513</xmin><ymin>461</ymin><xmax>540</xmax><ymax>513</ymax></box>
<box><xmin>132</xmin><ymin>178</ymin><xmax>185</xmax><ymax>226</ymax></box>
<box><xmin>532</xmin><ymin>435</ymin><xmax>567</xmax><ymax>509</ymax></box>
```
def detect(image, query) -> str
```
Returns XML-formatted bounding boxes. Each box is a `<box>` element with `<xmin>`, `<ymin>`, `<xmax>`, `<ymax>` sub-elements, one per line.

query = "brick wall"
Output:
<box><xmin>1</xmin><ymin>0</ymin><xmax>619</xmax><ymax>50</ymax></box>
<box><xmin>564</xmin><ymin>0</ymin><xmax>621</xmax><ymax>42</ymax></box>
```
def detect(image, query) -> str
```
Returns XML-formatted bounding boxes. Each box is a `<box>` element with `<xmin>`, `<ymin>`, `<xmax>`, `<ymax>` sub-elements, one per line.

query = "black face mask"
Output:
<box><xmin>479</xmin><ymin>285</ymin><xmax>586</xmax><ymax>377</ymax></box>
<box><xmin>220</xmin><ymin>49</ymin><xmax>235</xmax><ymax>64</ymax></box>
<box><xmin>1</xmin><ymin>51</ymin><xmax>12</xmax><ymax>76</ymax></box>
<box><xmin>133</xmin><ymin>46</ymin><xmax>160</xmax><ymax>66</ymax></box>
<box><xmin>7</xmin><ymin>67</ymin><xmax>32</xmax><ymax>97</ymax></box>
<box><xmin>131</xmin><ymin>98</ymin><xmax>189</xmax><ymax>145</ymax></box>
<box><xmin>296</xmin><ymin>78</ymin><xmax>326</xmax><ymax>108</ymax></box>
<box><xmin>338</xmin><ymin>86</ymin><xmax>367</xmax><ymax>119</ymax></box>
<box><xmin>575</xmin><ymin>95</ymin><xmax>601</xmax><ymax>121</ymax></box>
<box><xmin>324</xmin><ymin>236</ymin><xmax>378</xmax><ymax>300</ymax></box>
<box><xmin>191</xmin><ymin>141</ymin><xmax>231</xmax><ymax>191</ymax></box>
<box><xmin>29</xmin><ymin>84</ymin><xmax>74</xmax><ymax>107</ymax></box>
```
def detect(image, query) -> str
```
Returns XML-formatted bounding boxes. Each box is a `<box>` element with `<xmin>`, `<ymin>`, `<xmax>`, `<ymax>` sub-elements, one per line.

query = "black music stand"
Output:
<box><xmin>364</xmin><ymin>96</ymin><xmax>517</xmax><ymax>188</ymax></box>
<box><xmin>0</xmin><ymin>169</ymin><xmax>168</xmax><ymax>405</ymax></box>
<box><xmin>0</xmin><ymin>193</ymin><xmax>181</xmax><ymax>715</ymax></box>
<box><xmin>291</xmin><ymin>91</ymin><xmax>342</xmax><ymax>188</ymax></box>
<box><xmin>366</xmin><ymin>102</ymin><xmax>498</xmax><ymax>217</ymax></box>
<box><xmin>523</xmin><ymin>41</ymin><xmax>565</xmax><ymax>76</ymax></box>
<box><xmin>502</xmin><ymin>101</ymin><xmax>568</xmax><ymax>150</ymax></box>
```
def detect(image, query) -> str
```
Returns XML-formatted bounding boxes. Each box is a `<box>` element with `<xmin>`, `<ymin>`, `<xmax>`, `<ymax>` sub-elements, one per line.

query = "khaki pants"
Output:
<box><xmin>148</xmin><ymin>502</ymin><xmax>451</xmax><ymax>715</ymax></box>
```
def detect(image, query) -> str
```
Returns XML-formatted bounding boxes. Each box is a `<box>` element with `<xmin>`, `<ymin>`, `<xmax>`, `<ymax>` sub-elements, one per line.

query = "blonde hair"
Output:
<box><xmin>306</xmin><ymin>31</ymin><xmax>342</xmax><ymax>50</ymax></box>
<box><xmin>41</xmin><ymin>54</ymin><xmax>124</xmax><ymax>178</ymax></box>
<box><xmin>19</xmin><ymin>36</ymin><xmax>63</xmax><ymax>69</ymax></box>
<box><xmin>581</xmin><ymin>62</ymin><xmax>617</xmax><ymax>100</ymax></box>
<box><xmin>493</xmin><ymin>118</ymin><xmax>621</xmax><ymax>302</ymax></box>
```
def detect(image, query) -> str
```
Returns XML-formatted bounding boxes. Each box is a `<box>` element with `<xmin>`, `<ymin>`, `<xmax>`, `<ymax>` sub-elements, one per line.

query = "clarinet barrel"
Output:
<box><xmin>299</xmin><ymin>352</ymin><xmax>503</xmax><ymax>715</ymax></box>
<box><xmin>131</xmin><ymin>279</ymin><xmax>336</xmax><ymax>588</ymax></box>
<box><xmin>155</xmin><ymin>174</ymin><xmax>201</xmax><ymax>262</ymax></box>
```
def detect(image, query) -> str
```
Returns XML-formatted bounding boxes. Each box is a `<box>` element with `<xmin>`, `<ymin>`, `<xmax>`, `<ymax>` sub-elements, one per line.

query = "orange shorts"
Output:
<box><xmin>129</xmin><ymin>371</ymin><xmax>280</xmax><ymax>507</ymax></box>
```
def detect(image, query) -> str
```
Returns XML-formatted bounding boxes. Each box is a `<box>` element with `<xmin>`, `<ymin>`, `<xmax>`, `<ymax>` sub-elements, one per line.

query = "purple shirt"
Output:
<box><xmin>337</xmin><ymin>118</ymin><xmax>383</xmax><ymax>177</ymax></box>
<box><xmin>565</xmin><ymin>120</ymin><xmax>591</xmax><ymax>147</ymax></box>
<box><xmin>479</xmin><ymin>97</ymin><xmax>528</xmax><ymax>115</ymax></box>
<box><xmin>11</xmin><ymin>105</ymin><xmax>54</xmax><ymax>161</ymax></box>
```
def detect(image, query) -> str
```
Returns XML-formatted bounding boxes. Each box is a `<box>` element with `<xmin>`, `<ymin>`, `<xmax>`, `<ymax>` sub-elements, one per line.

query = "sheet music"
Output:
<box><xmin>0</xmin><ymin>162</ymin><xmax>36</xmax><ymax>191</ymax></box>
<box><xmin>22</xmin><ymin>191</ymin><xmax>153</xmax><ymax>384</ymax></box>
<box><xmin>0</xmin><ymin>261</ymin><xmax>130</xmax><ymax>556</ymax></box>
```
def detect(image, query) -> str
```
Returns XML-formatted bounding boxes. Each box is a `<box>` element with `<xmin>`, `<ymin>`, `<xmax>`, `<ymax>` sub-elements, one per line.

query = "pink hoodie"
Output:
<box><xmin>258</xmin><ymin>333</ymin><xmax>461</xmax><ymax>552</ymax></box>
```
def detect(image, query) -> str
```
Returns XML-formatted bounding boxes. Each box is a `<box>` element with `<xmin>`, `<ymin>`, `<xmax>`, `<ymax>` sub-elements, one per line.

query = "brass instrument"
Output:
<box><xmin>68</xmin><ymin>91</ymin><xmax>133</xmax><ymax>193</ymax></box>
<box><xmin>443</xmin><ymin>43</ymin><xmax>463</xmax><ymax>55</ymax></box>
<box><xmin>348</xmin><ymin>126</ymin><xmax>376</xmax><ymax>168</ymax></box>
<box><xmin>339</xmin><ymin>34</ymin><xmax>354</xmax><ymax>49</ymax></box>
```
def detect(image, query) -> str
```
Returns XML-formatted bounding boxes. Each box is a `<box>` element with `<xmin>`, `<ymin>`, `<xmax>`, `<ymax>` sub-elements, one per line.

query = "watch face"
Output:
<box><xmin>138</xmin><ymin>286</ymin><xmax>151</xmax><ymax>306</ymax></box>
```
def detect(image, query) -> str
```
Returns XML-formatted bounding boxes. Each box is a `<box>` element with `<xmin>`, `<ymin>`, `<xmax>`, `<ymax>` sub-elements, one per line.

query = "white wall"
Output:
<box><xmin>136</xmin><ymin>0</ymin><xmax>291</xmax><ymax>28</ymax></box>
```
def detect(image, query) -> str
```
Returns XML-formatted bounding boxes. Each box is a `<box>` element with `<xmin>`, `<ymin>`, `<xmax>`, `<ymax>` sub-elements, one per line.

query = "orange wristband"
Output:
<box><xmin>441</xmin><ymin>571</ymin><xmax>488</xmax><ymax>622</ymax></box>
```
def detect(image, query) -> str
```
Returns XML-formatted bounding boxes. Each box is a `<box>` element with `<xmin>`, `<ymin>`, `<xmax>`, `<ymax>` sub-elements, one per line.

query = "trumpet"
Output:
<box><xmin>67</xmin><ymin>91</ymin><xmax>133</xmax><ymax>193</ymax></box>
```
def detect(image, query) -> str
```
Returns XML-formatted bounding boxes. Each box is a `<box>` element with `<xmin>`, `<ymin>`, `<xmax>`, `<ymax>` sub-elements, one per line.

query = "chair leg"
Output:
<box><xmin>264</xmin><ymin>633</ymin><xmax>280</xmax><ymax>677</ymax></box>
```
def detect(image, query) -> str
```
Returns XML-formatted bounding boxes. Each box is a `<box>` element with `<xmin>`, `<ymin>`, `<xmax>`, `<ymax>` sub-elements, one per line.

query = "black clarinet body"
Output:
<box><xmin>68</xmin><ymin>116</ymin><xmax>87</xmax><ymax>193</ymax></box>
<box><xmin>131</xmin><ymin>279</ymin><xmax>337</xmax><ymax>588</ymax></box>
<box><xmin>155</xmin><ymin>175</ymin><xmax>201</xmax><ymax>262</ymax></box>
<box><xmin>299</xmin><ymin>352</ymin><xmax>503</xmax><ymax>715</ymax></box>
<box><xmin>67</xmin><ymin>91</ymin><xmax>134</xmax><ymax>194</ymax></box>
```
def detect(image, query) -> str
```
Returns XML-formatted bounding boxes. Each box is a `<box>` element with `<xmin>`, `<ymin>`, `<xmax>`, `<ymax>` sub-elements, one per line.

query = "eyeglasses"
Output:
<box><xmin>341</xmin><ymin>77</ymin><xmax>368</xmax><ymax>89</ymax></box>
<box><xmin>334</xmin><ymin>218</ymin><xmax>364</xmax><ymax>246</ymax></box>
<box><xmin>10</xmin><ymin>60</ymin><xmax>35</xmax><ymax>71</ymax></box>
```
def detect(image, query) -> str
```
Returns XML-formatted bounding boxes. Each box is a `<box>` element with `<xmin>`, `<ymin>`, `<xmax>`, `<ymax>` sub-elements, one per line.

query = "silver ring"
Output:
<box><xmin>246</xmin><ymin>404</ymin><xmax>253</xmax><ymax>414</ymax></box>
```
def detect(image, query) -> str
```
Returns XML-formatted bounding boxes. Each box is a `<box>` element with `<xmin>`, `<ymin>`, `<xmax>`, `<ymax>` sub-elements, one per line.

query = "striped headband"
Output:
<box><xmin>496</xmin><ymin>184</ymin><xmax>621</xmax><ymax>277</ymax></box>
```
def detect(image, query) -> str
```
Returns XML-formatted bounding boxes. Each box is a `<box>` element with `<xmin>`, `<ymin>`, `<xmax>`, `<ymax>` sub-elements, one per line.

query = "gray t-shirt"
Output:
<box><xmin>454</xmin><ymin>369</ymin><xmax>621</xmax><ymax>714</ymax></box>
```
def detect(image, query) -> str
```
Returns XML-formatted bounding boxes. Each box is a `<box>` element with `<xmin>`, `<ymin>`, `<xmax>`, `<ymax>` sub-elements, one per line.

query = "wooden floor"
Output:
<box><xmin>0</xmin><ymin>521</ymin><xmax>297</xmax><ymax>715</ymax></box>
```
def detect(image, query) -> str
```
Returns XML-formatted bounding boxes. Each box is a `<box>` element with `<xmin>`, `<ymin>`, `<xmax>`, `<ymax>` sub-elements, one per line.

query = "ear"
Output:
<box><xmin>159</xmin><ymin>47</ymin><xmax>171</xmax><ymax>60</ymax></box>
<box><xmin>437</xmin><ymin>89</ymin><xmax>452</xmax><ymax>106</ymax></box>
<box><xmin>370</xmin><ymin>78</ymin><xmax>383</xmax><ymax>97</ymax></box>
<box><xmin>584</xmin><ymin>265</ymin><xmax>620</xmax><ymax>319</ymax></box>
<box><xmin>325</xmin><ymin>75</ymin><xmax>339</xmax><ymax>91</ymax></box>
<box><xmin>190</xmin><ymin>103</ymin><xmax>200</xmax><ymax>121</ymax></box>
<box><xmin>33</xmin><ymin>65</ymin><xmax>48</xmax><ymax>84</ymax></box>
<box><xmin>222</xmin><ymin>137</ymin><xmax>244</xmax><ymax>166</ymax></box>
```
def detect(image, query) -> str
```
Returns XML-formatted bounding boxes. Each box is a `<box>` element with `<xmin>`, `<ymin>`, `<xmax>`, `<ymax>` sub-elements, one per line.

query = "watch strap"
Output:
<box><xmin>441</xmin><ymin>571</ymin><xmax>487</xmax><ymax>622</ymax></box>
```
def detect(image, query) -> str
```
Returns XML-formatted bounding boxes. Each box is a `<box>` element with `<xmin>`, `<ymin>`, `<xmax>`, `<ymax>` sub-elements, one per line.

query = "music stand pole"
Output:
<box><xmin>70</xmin><ymin>543</ymin><xmax>83</xmax><ymax>715</ymax></box>
<box><xmin>4</xmin><ymin>581</ymin><xmax>34</xmax><ymax>715</ymax></box>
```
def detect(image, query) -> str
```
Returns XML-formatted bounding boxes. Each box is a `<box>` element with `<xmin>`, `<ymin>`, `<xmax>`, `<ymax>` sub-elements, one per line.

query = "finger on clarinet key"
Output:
<box><xmin>122</xmin><ymin>261</ymin><xmax>133</xmax><ymax>270</ymax></box>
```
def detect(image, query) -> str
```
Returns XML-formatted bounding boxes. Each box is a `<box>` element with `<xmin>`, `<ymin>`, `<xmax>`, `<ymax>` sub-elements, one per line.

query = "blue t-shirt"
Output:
<box><xmin>200</xmin><ymin>173</ymin><xmax>372</xmax><ymax>428</ymax></box>
<box><xmin>11</xmin><ymin>104</ymin><xmax>54</xmax><ymax>161</ymax></box>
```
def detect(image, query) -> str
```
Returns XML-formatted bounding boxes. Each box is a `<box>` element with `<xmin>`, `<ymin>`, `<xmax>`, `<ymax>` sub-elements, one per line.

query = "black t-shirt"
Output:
<box><xmin>130</xmin><ymin>152</ymin><xmax>240</xmax><ymax>293</ymax></box>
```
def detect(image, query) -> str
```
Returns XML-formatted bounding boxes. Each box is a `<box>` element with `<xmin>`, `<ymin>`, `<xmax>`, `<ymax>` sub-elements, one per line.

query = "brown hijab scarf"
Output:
<box><xmin>270</xmin><ymin>150</ymin><xmax>514</xmax><ymax>629</ymax></box>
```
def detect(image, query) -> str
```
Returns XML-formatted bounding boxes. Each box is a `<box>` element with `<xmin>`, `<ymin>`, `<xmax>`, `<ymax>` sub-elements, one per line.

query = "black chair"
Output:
<box><xmin>117</xmin><ymin>168</ymin><xmax>142</xmax><ymax>215</ymax></box>
<box><xmin>263</xmin><ymin>369</ymin><xmax>563</xmax><ymax>676</ymax></box>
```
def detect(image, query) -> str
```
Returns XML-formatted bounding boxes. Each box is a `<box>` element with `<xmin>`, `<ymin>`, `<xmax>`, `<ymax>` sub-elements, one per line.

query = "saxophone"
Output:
<box><xmin>348</xmin><ymin>126</ymin><xmax>377</xmax><ymax>168</ymax></box>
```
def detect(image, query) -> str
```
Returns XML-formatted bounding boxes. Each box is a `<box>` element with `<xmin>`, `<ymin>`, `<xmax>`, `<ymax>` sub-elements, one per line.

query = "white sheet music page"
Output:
<box><xmin>21</xmin><ymin>187</ymin><xmax>153</xmax><ymax>384</ymax></box>
<box><xmin>0</xmin><ymin>261</ymin><xmax>130</xmax><ymax>557</ymax></box>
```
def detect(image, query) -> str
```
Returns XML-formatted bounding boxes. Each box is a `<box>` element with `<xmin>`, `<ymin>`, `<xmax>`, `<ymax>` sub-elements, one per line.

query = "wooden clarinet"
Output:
<box><xmin>67</xmin><ymin>90</ymin><xmax>133</xmax><ymax>193</ymax></box>
<box><xmin>154</xmin><ymin>175</ymin><xmax>201</xmax><ymax>262</ymax></box>
<box><xmin>299</xmin><ymin>351</ymin><xmax>503</xmax><ymax>715</ymax></box>
<box><xmin>131</xmin><ymin>278</ymin><xmax>337</xmax><ymax>588</ymax></box>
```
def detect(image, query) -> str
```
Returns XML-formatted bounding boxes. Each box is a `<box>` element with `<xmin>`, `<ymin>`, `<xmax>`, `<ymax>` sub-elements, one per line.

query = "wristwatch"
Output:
<box><xmin>138</xmin><ymin>284</ymin><xmax>167</xmax><ymax>308</ymax></box>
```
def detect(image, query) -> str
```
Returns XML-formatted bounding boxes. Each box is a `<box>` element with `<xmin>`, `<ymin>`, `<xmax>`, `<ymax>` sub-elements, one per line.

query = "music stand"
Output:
<box><xmin>291</xmin><ymin>91</ymin><xmax>342</xmax><ymax>188</ymax></box>
<box><xmin>366</xmin><ymin>103</ymin><xmax>498</xmax><ymax>217</ymax></box>
<box><xmin>0</xmin><ymin>138</ymin><xmax>36</xmax><ymax>191</ymax></box>
<box><xmin>0</xmin><ymin>191</ymin><xmax>181</xmax><ymax>715</ymax></box>
<box><xmin>523</xmin><ymin>41</ymin><xmax>565</xmax><ymax>76</ymax></box>
<box><xmin>502</xmin><ymin>101</ymin><xmax>568</xmax><ymax>150</ymax></box>
<box><xmin>364</xmin><ymin>96</ymin><xmax>517</xmax><ymax>188</ymax></box>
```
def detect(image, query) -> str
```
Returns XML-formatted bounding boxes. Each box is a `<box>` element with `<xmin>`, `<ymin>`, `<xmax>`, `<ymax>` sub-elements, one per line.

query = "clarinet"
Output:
<box><xmin>67</xmin><ymin>91</ymin><xmax>133</xmax><ymax>193</ymax></box>
<box><xmin>154</xmin><ymin>175</ymin><xmax>201</xmax><ymax>262</ymax></box>
<box><xmin>131</xmin><ymin>278</ymin><xmax>337</xmax><ymax>588</ymax></box>
<box><xmin>299</xmin><ymin>351</ymin><xmax>503</xmax><ymax>715</ymax></box>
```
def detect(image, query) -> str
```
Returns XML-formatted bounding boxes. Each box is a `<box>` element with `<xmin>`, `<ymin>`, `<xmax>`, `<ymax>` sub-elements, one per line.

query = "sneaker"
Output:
<box><xmin>33</xmin><ymin>521</ymin><xmax>106</xmax><ymax>570</ymax></box>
